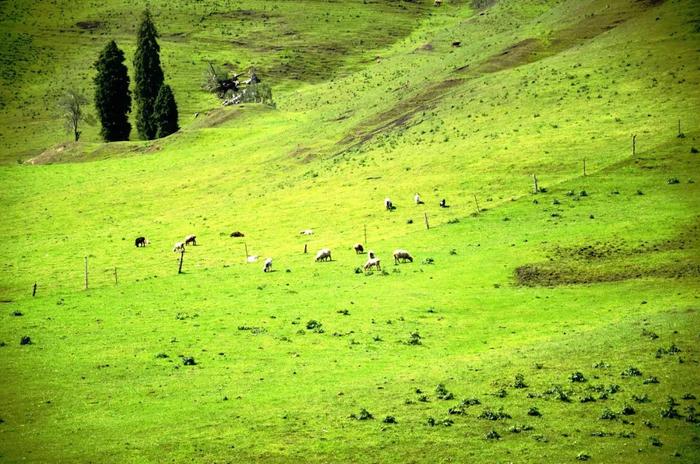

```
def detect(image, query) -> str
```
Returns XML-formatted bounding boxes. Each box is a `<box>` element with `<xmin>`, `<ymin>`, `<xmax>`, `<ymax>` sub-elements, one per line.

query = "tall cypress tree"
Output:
<box><xmin>133</xmin><ymin>9</ymin><xmax>164</xmax><ymax>140</ymax></box>
<box><xmin>93</xmin><ymin>40</ymin><xmax>131</xmax><ymax>141</ymax></box>
<box><xmin>153</xmin><ymin>84</ymin><xmax>179</xmax><ymax>138</ymax></box>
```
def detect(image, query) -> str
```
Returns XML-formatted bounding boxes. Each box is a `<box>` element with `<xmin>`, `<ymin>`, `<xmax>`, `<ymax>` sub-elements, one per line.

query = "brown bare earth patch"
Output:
<box><xmin>334</xmin><ymin>0</ymin><xmax>666</xmax><ymax>156</ymax></box>
<box><xmin>75</xmin><ymin>21</ymin><xmax>104</xmax><ymax>30</ymax></box>
<box><xmin>515</xmin><ymin>221</ymin><xmax>700</xmax><ymax>287</ymax></box>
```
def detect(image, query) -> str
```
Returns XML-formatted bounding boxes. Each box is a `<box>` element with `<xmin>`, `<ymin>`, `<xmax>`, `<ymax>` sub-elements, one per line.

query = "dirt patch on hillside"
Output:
<box><xmin>334</xmin><ymin>78</ymin><xmax>463</xmax><ymax>152</ymax></box>
<box><xmin>75</xmin><ymin>21</ymin><xmax>104</xmax><ymax>30</ymax></box>
<box><xmin>333</xmin><ymin>0</ymin><xmax>663</xmax><ymax>155</ymax></box>
<box><xmin>515</xmin><ymin>222</ymin><xmax>700</xmax><ymax>287</ymax></box>
<box><xmin>515</xmin><ymin>262</ymin><xmax>700</xmax><ymax>287</ymax></box>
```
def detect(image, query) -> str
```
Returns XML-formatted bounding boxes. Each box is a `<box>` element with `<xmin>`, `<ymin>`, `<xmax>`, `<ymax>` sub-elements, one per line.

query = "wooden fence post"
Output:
<box><xmin>244</xmin><ymin>242</ymin><xmax>249</xmax><ymax>260</ymax></box>
<box><xmin>473</xmin><ymin>194</ymin><xmax>480</xmax><ymax>214</ymax></box>
<box><xmin>304</xmin><ymin>243</ymin><xmax>307</xmax><ymax>254</ymax></box>
<box><xmin>532</xmin><ymin>174</ymin><xmax>539</xmax><ymax>194</ymax></box>
<box><xmin>632</xmin><ymin>134</ymin><xmax>637</xmax><ymax>156</ymax></box>
<box><xmin>424</xmin><ymin>212</ymin><xmax>430</xmax><ymax>230</ymax></box>
<box><xmin>583</xmin><ymin>158</ymin><xmax>587</xmax><ymax>177</ymax></box>
<box><xmin>178</xmin><ymin>249</ymin><xmax>185</xmax><ymax>274</ymax></box>
<box><xmin>84</xmin><ymin>256</ymin><xmax>88</xmax><ymax>290</ymax></box>
<box><xmin>114</xmin><ymin>267</ymin><xmax>118</xmax><ymax>285</ymax></box>
<box><xmin>32</xmin><ymin>282</ymin><xmax>37</xmax><ymax>297</ymax></box>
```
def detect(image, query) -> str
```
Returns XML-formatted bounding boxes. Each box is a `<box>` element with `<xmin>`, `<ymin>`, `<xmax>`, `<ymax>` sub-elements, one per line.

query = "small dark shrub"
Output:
<box><xmin>155</xmin><ymin>352</ymin><xmax>169</xmax><ymax>359</ymax></box>
<box><xmin>460</xmin><ymin>397</ymin><xmax>481</xmax><ymax>407</ymax></box>
<box><xmin>576</xmin><ymin>452</ymin><xmax>591</xmax><ymax>461</ymax></box>
<box><xmin>593</xmin><ymin>361</ymin><xmax>610</xmax><ymax>369</ymax></box>
<box><xmin>579</xmin><ymin>190</ymin><xmax>588</xmax><ymax>197</ymax></box>
<box><xmin>681</xmin><ymin>393</ymin><xmax>696</xmax><ymax>400</ymax></box>
<box><xmin>660</xmin><ymin>397</ymin><xmax>680</xmax><ymax>419</ymax></box>
<box><xmin>527</xmin><ymin>407</ymin><xmax>542</xmax><ymax>417</ymax></box>
<box><xmin>494</xmin><ymin>388</ymin><xmax>507</xmax><ymax>398</ymax></box>
<box><xmin>426</xmin><ymin>417</ymin><xmax>436</xmax><ymax>426</ymax></box>
<box><xmin>20</xmin><ymin>336</ymin><xmax>31</xmax><ymax>345</ymax></box>
<box><xmin>649</xmin><ymin>436</ymin><xmax>662</xmax><ymax>447</ymax></box>
<box><xmin>667</xmin><ymin>177</ymin><xmax>680</xmax><ymax>185</ymax></box>
<box><xmin>632</xmin><ymin>394</ymin><xmax>650</xmax><ymax>403</ymax></box>
<box><xmin>478</xmin><ymin>408</ymin><xmax>511</xmax><ymax>420</ymax></box>
<box><xmin>641</xmin><ymin>328</ymin><xmax>658</xmax><ymax>339</ymax></box>
<box><xmin>435</xmin><ymin>384</ymin><xmax>454</xmax><ymax>400</ymax></box>
<box><xmin>406</xmin><ymin>332</ymin><xmax>422</xmax><ymax>345</ymax></box>
<box><xmin>182</xmin><ymin>357</ymin><xmax>196</xmax><ymax>366</ymax></box>
<box><xmin>11</xmin><ymin>310</ymin><xmax>23</xmax><ymax>316</ymax></box>
<box><xmin>690</xmin><ymin>147</ymin><xmax>698</xmax><ymax>154</ymax></box>
<box><xmin>570</xmin><ymin>371</ymin><xmax>587</xmax><ymax>382</ymax></box>
<box><xmin>485</xmin><ymin>430</ymin><xmax>501</xmax><ymax>440</ymax></box>
<box><xmin>643</xmin><ymin>376</ymin><xmax>659</xmax><ymax>385</ymax></box>
<box><xmin>382</xmin><ymin>415</ymin><xmax>397</xmax><ymax>424</ymax></box>
<box><xmin>306</xmin><ymin>320</ymin><xmax>322</xmax><ymax>330</ymax></box>
<box><xmin>514</xmin><ymin>373</ymin><xmax>527</xmax><ymax>388</ymax></box>
<box><xmin>580</xmin><ymin>394</ymin><xmax>596</xmax><ymax>403</ymax></box>
<box><xmin>620</xmin><ymin>404</ymin><xmax>636</xmax><ymax>415</ymax></box>
<box><xmin>357</xmin><ymin>408</ymin><xmax>373</xmax><ymax>420</ymax></box>
<box><xmin>620</xmin><ymin>367</ymin><xmax>642</xmax><ymax>377</ymax></box>
<box><xmin>600</xmin><ymin>408</ymin><xmax>617</xmax><ymax>420</ymax></box>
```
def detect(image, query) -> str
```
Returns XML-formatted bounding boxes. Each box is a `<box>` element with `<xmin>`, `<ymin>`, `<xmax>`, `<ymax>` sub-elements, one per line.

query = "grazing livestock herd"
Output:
<box><xmin>135</xmin><ymin>195</ymin><xmax>430</xmax><ymax>274</ymax></box>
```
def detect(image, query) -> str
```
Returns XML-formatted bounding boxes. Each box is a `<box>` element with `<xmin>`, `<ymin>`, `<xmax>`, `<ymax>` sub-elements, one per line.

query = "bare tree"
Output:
<box><xmin>58</xmin><ymin>89</ymin><xmax>94</xmax><ymax>142</ymax></box>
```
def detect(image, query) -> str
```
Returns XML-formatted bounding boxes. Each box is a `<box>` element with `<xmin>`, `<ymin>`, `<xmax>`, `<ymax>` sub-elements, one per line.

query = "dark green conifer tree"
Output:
<box><xmin>93</xmin><ymin>41</ymin><xmax>131</xmax><ymax>141</ymax></box>
<box><xmin>133</xmin><ymin>9</ymin><xmax>164</xmax><ymax>140</ymax></box>
<box><xmin>153</xmin><ymin>84</ymin><xmax>179</xmax><ymax>138</ymax></box>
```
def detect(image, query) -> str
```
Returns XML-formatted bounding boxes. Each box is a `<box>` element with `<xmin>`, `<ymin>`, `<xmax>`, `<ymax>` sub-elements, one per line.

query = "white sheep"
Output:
<box><xmin>364</xmin><ymin>257</ymin><xmax>381</xmax><ymax>272</ymax></box>
<box><xmin>315</xmin><ymin>248</ymin><xmax>332</xmax><ymax>262</ymax></box>
<box><xmin>384</xmin><ymin>198</ymin><xmax>393</xmax><ymax>210</ymax></box>
<box><xmin>184</xmin><ymin>234</ymin><xmax>197</xmax><ymax>246</ymax></box>
<box><xmin>300</xmin><ymin>229</ymin><xmax>314</xmax><ymax>235</ymax></box>
<box><xmin>393</xmin><ymin>249</ymin><xmax>413</xmax><ymax>264</ymax></box>
<box><xmin>173</xmin><ymin>242</ymin><xmax>185</xmax><ymax>252</ymax></box>
<box><xmin>246</xmin><ymin>255</ymin><xmax>259</xmax><ymax>263</ymax></box>
<box><xmin>414</xmin><ymin>193</ymin><xmax>423</xmax><ymax>204</ymax></box>
<box><xmin>263</xmin><ymin>257</ymin><xmax>272</xmax><ymax>272</ymax></box>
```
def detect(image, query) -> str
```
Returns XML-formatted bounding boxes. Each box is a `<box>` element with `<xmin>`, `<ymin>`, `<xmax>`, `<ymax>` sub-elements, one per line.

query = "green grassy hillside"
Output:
<box><xmin>1</xmin><ymin>0</ymin><xmax>699</xmax><ymax>462</ymax></box>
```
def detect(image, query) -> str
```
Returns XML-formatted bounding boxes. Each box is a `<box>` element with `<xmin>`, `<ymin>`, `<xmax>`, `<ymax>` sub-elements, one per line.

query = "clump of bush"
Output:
<box><xmin>576</xmin><ymin>452</ymin><xmax>591</xmax><ymax>461</ymax></box>
<box><xmin>182</xmin><ymin>356</ymin><xmax>196</xmax><ymax>366</ymax></box>
<box><xmin>306</xmin><ymin>320</ymin><xmax>324</xmax><ymax>333</ymax></box>
<box><xmin>485</xmin><ymin>430</ymin><xmax>501</xmax><ymax>440</ymax></box>
<box><xmin>643</xmin><ymin>376</ymin><xmax>659</xmax><ymax>384</ymax></box>
<box><xmin>514</xmin><ymin>373</ymin><xmax>528</xmax><ymax>389</ymax></box>
<box><xmin>478</xmin><ymin>408</ymin><xmax>511</xmax><ymax>420</ymax></box>
<box><xmin>600</xmin><ymin>408</ymin><xmax>617</xmax><ymax>420</ymax></box>
<box><xmin>435</xmin><ymin>383</ymin><xmax>454</xmax><ymax>400</ymax></box>
<box><xmin>405</xmin><ymin>332</ymin><xmax>422</xmax><ymax>345</ymax></box>
<box><xmin>661</xmin><ymin>397</ymin><xmax>681</xmax><ymax>419</ymax></box>
<box><xmin>570</xmin><ymin>371</ymin><xmax>587</xmax><ymax>383</ymax></box>
<box><xmin>19</xmin><ymin>336</ymin><xmax>31</xmax><ymax>345</ymax></box>
<box><xmin>349</xmin><ymin>408</ymin><xmax>374</xmax><ymax>420</ymax></box>
<box><xmin>620</xmin><ymin>366</ymin><xmax>642</xmax><ymax>377</ymax></box>
<box><xmin>382</xmin><ymin>415</ymin><xmax>397</xmax><ymax>424</ymax></box>
<box><xmin>620</xmin><ymin>404</ymin><xmax>636</xmax><ymax>416</ymax></box>
<box><xmin>527</xmin><ymin>407</ymin><xmax>542</xmax><ymax>417</ymax></box>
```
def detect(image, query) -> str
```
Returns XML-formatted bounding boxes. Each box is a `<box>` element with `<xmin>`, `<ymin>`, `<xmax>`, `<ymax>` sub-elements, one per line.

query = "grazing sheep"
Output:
<box><xmin>364</xmin><ymin>257</ymin><xmax>381</xmax><ymax>272</ymax></box>
<box><xmin>368</xmin><ymin>250</ymin><xmax>376</xmax><ymax>259</ymax></box>
<box><xmin>184</xmin><ymin>235</ymin><xmax>197</xmax><ymax>246</ymax></box>
<box><xmin>173</xmin><ymin>242</ymin><xmax>185</xmax><ymax>252</ymax></box>
<box><xmin>384</xmin><ymin>198</ymin><xmax>393</xmax><ymax>210</ymax></box>
<box><xmin>315</xmin><ymin>248</ymin><xmax>332</xmax><ymax>262</ymax></box>
<box><xmin>263</xmin><ymin>258</ymin><xmax>272</xmax><ymax>272</ymax></box>
<box><xmin>414</xmin><ymin>193</ymin><xmax>424</xmax><ymax>205</ymax></box>
<box><xmin>135</xmin><ymin>236</ymin><xmax>149</xmax><ymax>247</ymax></box>
<box><xmin>300</xmin><ymin>229</ymin><xmax>314</xmax><ymax>236</ymax></box>
<box><xmin>354</xmin><ymin>243</ymin><xmax>364</xmax><ymax>254</ymax></box>
<box><xmin>246</xmin><ymin>255</ymin><xmax>259</xmax><ymax>263</ymax></box>
<box><xmin>230</xmin><ymin>231</ymin><xmax>245</xmax><ymax>238</ymax></box>
<box><xmin>393</xmin><ymin>249</ymin><xmax>414</xmax><ymax>264</ymax></box>
<box><xmin>439</xmin><ymin>199</ymin><xmax>448</xmax><ymax>208</ymax></box>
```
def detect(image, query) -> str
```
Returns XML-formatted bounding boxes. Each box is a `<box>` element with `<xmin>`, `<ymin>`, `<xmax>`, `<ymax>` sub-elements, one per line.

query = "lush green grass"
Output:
<box><xmin>1</xmin><ymin>0</ymin><xmax>699</xmax><ymax>462</ymax></box>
